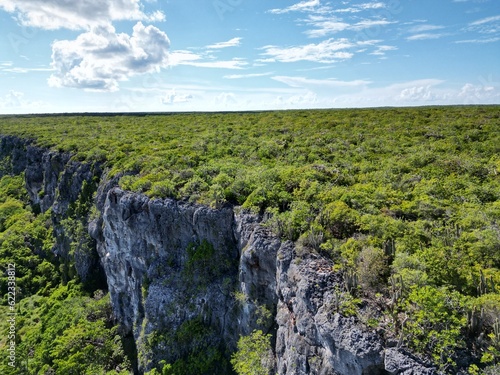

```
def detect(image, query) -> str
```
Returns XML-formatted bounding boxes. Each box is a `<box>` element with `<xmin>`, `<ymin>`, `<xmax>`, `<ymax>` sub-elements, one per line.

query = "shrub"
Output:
<box><xmin>231</xmin><ymin>330</ymin><xmax>274</xmax><ymax>375</ymax></box>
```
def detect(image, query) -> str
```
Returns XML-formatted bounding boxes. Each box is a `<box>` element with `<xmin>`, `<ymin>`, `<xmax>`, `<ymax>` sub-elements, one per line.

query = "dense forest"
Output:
<box><xmin>1</xmin><ymin>106</ymin><xmax>500</xmax><ymax>374</ymax></box>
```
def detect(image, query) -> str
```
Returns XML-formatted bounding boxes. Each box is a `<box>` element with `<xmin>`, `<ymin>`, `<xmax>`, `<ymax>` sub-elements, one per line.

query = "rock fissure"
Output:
<box><xmin>0</xmin><ymin>135</ymin><xmax>437</xmax><ymax>375</ymax></box>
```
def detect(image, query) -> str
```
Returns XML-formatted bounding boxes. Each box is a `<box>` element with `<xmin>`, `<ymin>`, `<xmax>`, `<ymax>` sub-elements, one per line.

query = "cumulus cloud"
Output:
<box><xmin>458</xmin><ymin>83</ymin><xmax>500</xmax><ymax>104</ymax></box>
<box><xmin>398</xmin><ymin>85</ymin><xmax>437</xmax><ymax>102</ymax></box>
<box><xmin>0</xmin><ymin>0</ymin><xmax>164</xmax><ymax>30</ymax></box>
<box><xmin>48</xmin><ymin>22</ymin><xmax>170</xmax><ymax>91</ymax></box>
<box><xmin>214</xmin><ymin>92</ymin><xmax>238</xmax><ymax>107</ymax></box>
<box><xmin>0</xmin><ymin>90</ymin><xmax>45</xmax><ymax>112</ymax></box>
<box><xmin>0</xmin><ymin>90</ymin><xmax>24</xmax><ymax>108</ymax></box>
<box><xmin>162</xmin><ymin>89</ymin><xmax>193</xmax><ymax>105</ymax></box>
<box><xmin>273</xmin><ymin>91</ymin><xmax>318</xmax><ymax>108</ymax></box>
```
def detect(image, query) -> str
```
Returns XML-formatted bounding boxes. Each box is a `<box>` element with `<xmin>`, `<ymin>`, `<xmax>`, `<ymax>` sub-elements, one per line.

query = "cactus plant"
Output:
<box><xmin>467</xmin><ymin>307</ymin><xmax>484</xmax><ymax>335</ymax></box>
<box><xmin>478</xmin><ymin>270</ymin><xmax>496</xmax><ymax>296</ymax></box>
<box><xmin>344</xmin><ymin>269</ymin><xmax>358</xmax><ymax>295</ymax></box>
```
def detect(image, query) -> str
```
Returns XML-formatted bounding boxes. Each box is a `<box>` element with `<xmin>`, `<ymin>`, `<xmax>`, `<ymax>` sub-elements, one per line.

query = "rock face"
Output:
<box><xmin>276</xmin><ymin>246</ymin><xmax>384</xmax><ymax>375</ymax></box>
<box><xmin>0</xmin><ymin>136</ymin><xmax>104</xmax><ymax>282</ymax></box>
<box><xmin>0</xmin><ymin>135</ymin><xmax>437</xmax><ymax>375</ymax></box>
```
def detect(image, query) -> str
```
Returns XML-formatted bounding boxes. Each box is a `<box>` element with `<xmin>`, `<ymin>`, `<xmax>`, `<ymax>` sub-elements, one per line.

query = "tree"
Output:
<box><xmin>231</xmin><ymin>330</ymin><xmax>274</xmax><ymax>375</ymax></box>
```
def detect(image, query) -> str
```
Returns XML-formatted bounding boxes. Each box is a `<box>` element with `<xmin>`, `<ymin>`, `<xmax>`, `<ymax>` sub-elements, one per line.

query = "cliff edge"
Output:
<box><xmin>0</xmin><ymin>135</ymin><xmax>436</xmax><ymax>374</ymax></box>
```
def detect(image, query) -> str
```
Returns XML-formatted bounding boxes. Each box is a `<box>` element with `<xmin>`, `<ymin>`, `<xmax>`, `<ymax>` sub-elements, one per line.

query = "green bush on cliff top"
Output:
<box><xmin>1</xmin><ymin>106</ymin><xmax>500</xmax><ymax>372</ymax></box>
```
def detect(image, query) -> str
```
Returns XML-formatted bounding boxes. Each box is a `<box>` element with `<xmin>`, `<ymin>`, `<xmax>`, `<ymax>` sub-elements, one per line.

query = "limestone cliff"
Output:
<box><xmin>0</xmin><ymin>135</ymin><xmax>437</xmax><ymax>375</ymax></box>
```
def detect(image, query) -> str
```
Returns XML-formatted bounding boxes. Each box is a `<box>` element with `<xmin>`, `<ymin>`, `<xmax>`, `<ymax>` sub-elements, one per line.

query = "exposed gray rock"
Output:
<box><xmin>0</xmin><ymin>135</ymin><xmax>103</xmax><ymax>282</ymax></box>
<box><xmin>95</xmin><ymin>188</ymin><xmax>241</xmax><ymax>371</ymax></box>
<box><xmin>1</xmin><ymin>134</ymin><xmax>440</xmax><ymax>375</ymax></box>
<box><xmin>384</xmin><ymin>348</ymin><xmax>436</xmax><ymax>375</ymax></box>
<box><xmin>276</xmin><ymin>244</ymin><xmax>386</xmax><ymax>375</ymax></box>
<box><xmin>235</xmin><ymin>210</ymin><xmax>281</xmax><ymax>337</ymax></box>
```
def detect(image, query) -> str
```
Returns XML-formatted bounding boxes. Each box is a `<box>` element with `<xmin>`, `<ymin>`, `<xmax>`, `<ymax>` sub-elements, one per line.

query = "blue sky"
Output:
<box><xmin>0</xmin><ymin>0</ymin><xmax>499</xmax><ymax>113</ymax></box>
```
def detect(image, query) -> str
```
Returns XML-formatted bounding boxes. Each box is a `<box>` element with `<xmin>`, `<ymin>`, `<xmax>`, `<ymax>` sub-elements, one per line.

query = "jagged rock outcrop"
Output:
<box><xmin>0</xmin><ymin>135</ymin><xmax>104</xmax><ymax>282</ymax></box>
<box><xmin>1</xmin><ymin>134</ymin><xmax>438</xmax><ymax>375</ymax></box>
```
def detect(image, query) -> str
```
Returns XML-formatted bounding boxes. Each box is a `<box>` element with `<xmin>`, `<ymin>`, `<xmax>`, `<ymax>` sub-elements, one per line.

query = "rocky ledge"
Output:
<box><xmin>1</xmin><ymin>134</ymin><xmax>437</xmax><ymax>374</ymax></box>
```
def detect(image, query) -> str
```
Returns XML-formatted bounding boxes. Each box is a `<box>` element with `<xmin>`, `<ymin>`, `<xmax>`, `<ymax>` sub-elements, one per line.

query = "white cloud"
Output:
<box><xmin>274</xmin><ymin>91</ymin><xmax>318</xmax><ymax>107</ymax></box>
<box><xmin>398</xmin><ymin>85</ymin><xmax>437</xmax><ymax>102</ymax></box>
<box><xmin>168</xmin><ymin>37</ymin><xmax>248</xmax><ymax>70</ymax></box>
<box><xmin>206</xmin><ymin>37</ymin><xmax>242</xmax><ymax>49</ymax></box>
<box><xmin>259</xmin><ymin>38</ymin><xmax>394</xmax><ymax>63</ymax></box>
<box><xmin>455</xmin><ymin>37</ymin><xmax>500</xmax><ymax>43</ymax></box>
<box><xmin>407</xmin><ymin>33</ymin><xmax>449</xmax><ymax>41</ymax></box>
<box><xmin>168</xmin><ymin>50</ymin><xmax>202</xmax><ymax>65</ymax></box>
<box><xmin>188</xmin><ymin>60</ymin><xmax>247</xmax><ymax>69</ymax></box>
<box><xmin>333</xmin><ymin>2</ymin><xmax>386</xmax><ymax>14</ymax></box>
<box><xmin>0</xmin><ymin>90</ymin><xmax>46</xmax><ymax>112</ymax></box>
<box><xmin>304</xmin><ymin>15</ymin><xmax>395</xmax><ymax>37</ymax></box>
<box><xmin>408</xmin><ymin>24</ymin><xmax>445</xmax><ymax>33</ymax></box>
<box><xmin>161</xmin><ymin>89</ymin><xmax>193</xmax><ymax>105</ymax></box>
<box><xmin>1</xmin><ymin>66</ymin><xmax>54</xmax><ymax>74</ymax></box>
<box><xmin>268</xmin><ymin>0</ymin><xmax>321</xmax><ymax>15</ymax></box>
<box><xmin>0</xmin><ymin>90</ymin><xmax>24</xmax><ymax>108</ymax></box>
<box><xmin>269</xmin><ymin>0</ymin><xmax>386</xmax><ymax>15</ymax></box>
<box><xmin>458</xmin><ymin>83</ymin><xmax>500</xmax><ymax>104</ymax></box>
<box><xmin>326</xmin><ymin>79</ymin><xmax>448</xmax><ymax>106</ymax></box>
<box><xmin>214</xmin><ymin>92</ymin><xmax>238</xmax><ymax>107</ymax></box>
<box><xmin>272</xmin><ymin>75</ymin><xmax>371</xmax><ymax>88</ymax></box>
<box><xmin>303</xmin><ymin>16</ymin><xmax>350</xmax><ymax>37</ymax></box>
<box><xmin>224</xmin><ymin>72</ymin><xmax>273</xmax><ymax>79</ymax></box>
<box><xmin>48</xmin><ymin>22</ymin><xmax>170</xmax><ymax>91</ymax></box>
<box><xmin>466</xmin><ymin>14</ymin><xmax>500</xmax><ymax>35</ymax></box>
<box><xmin>0</xmin><ymin>0</ymin><xmax>165</xmax><ymax>30</ymax></box>
<box><xmin>260</xmin><ymin>39</ymin><xmax>354</xmax><ymax>63</ymax></box>
<box><xmin>469</xmin><ymin>15</ymin><xmax>500</xmax><ymax>26</ymax></box>
<box><xmin>370</xmin><ymin>45</ymin><xmax>398</xmax><ymax>56</ymax></box>
<box><xmin>169</xmin><ymin>51</ymin><xmax>247</xmax><ymax>69</ymax></box>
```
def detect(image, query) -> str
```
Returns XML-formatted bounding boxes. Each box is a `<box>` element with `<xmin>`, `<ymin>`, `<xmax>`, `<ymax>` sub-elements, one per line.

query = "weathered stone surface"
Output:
<box><xmin>384</xmin><ymin>348</ymin><xmax>436</xmax><ymax>375</ymax></box>
<box><xmin>1</xmin><ymin>135</ymin><xmax>439</xmax><ymax>375</ymax></box>
<box><xmin>0</xmin><ymin>135</ymin><xmax>103</xmax><ymax>282</ymax></box>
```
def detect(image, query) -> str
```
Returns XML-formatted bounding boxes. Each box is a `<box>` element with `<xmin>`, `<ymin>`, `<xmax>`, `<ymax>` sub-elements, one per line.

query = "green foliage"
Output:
<box><xmin>0</xmin><ymin>174</ymin><xmax>27</xmax><ymax>202</ymax></box>
<box><xmin>0</xmin><ymin>173</ymin><xmax>130</xmax><ymax>374</ymax></box>
<box><xmin>319</xmin><ymin>201</ymin><xmax>360</xmax><ymax>239</ymax></box>
<box><xmin>0</xmin><ymin>284</ymin><xmax>132</xmax><ymax>374</ymax></box>
<box><xmin>184</xmin><ymin>239</ymin><xmax>234</xmax><ymax>284</ymax></box>
<box><xmin>231</xmin><ymin>330</ymin><xmax>274</xmax><ymax>375</ymax></box>
<box><xmin>1</xmin><ymin>106</ymin><xmax>500</xmax><ymax>372</ymax></box>
<box><xmin>0</xmin><ymin>180</ymin><xmax>58</xmax><ymax>302</ymax></box>
<box><xmin>357</xmin><ymin>246</ymin><xmax>389</xmax><ymax>292</ymax></box>
<box><xmin>146</xmin><ymin>317</ymin><xmax>231</xmax><ymax>375</ymax></box>
<box><xmin>330</xmin><ymin>286</ymin><xmax>362</xmax><ymax>317</ymax></box>
<box><xmin>403</xmin><ymin>286</ymin><xmax>467</xmax><ymax>370</ymax></box>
